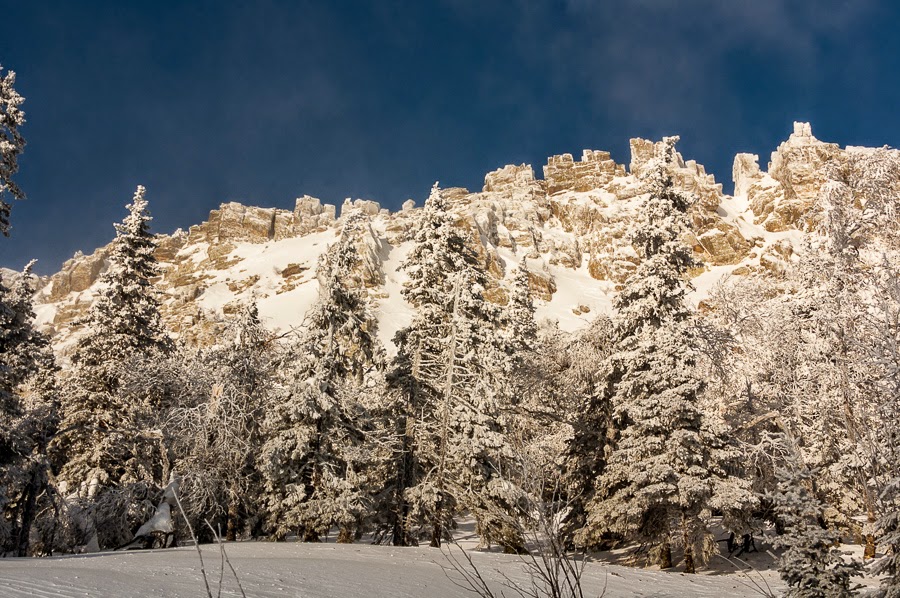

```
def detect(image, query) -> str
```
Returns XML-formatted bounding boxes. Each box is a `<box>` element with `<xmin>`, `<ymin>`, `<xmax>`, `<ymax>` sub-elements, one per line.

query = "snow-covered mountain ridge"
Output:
<box><xmin>31</xmin><ymin>122</ymin><xmax>899</xmax><ymax>352</ymax></box>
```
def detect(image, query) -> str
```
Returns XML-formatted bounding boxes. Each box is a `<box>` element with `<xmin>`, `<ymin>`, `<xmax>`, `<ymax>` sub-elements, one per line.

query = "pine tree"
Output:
<box><xmin>389</xmin><ymin>184</ymin><xmax>520</xmax><ymax>550</ymax></box>
<box><xmin>582</xmin><ymin>138</ymin><xmax>749</xmax><ymax>571</ymax></box>
<box><xmin>0</xmin><ymin>265</ymin><xmax>38</xmax><ymax>412</ymax></box>
<box><xmin>497</xmin><ymin>258</ymin><xmax>538</xmax><ymax>449</ymax></box>
<box><xmin>68</xmin><ymin>185</ymin><xmax>171</xmax><ymax>379</ymax></box>
<box><xmin>55</xmin><ymin>186</ymin><xmax>172</xmax><ymax>547</ymax></box>
<box><xmin>0</xmin><ymin>262</ymin><xmax>60</xmax><ymax>556</ymax></box>
<box><xmin>0</xmin><ymin>65</ymin><xmax>26</xmax><ymax>237</ymax></box>
<box><xmin>555</xmin><ymin>316</ymin><xmax>615</xmax><ymax>541</ymax></box>
<box><xmin>504</xmin><ymin>259</ymin><xmax>537</xmax><ymax>356</ymax></box>
<box><xmin>0</xmin><ymin>272</ymin><xmax>27</xmax><ymax>553</ymax></box>
<box><xmin>260</xmin><ymin>211</ymin><xmax>384</xmax><ymax>542</ymax></box>
<box><xmin>772</xmin><ymin>462</ymin><xmax>862</xmax><ymax>597</ymax></box>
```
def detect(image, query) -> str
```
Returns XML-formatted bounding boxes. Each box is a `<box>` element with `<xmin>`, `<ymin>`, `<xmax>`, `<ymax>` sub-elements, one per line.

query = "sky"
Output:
<box><xmin>1</xmin><ymin>0</ymin><xmax>898</xmax><ymax>273</ymax></box>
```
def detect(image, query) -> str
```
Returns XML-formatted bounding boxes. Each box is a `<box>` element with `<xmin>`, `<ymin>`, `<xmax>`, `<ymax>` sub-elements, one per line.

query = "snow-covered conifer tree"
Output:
<box><xmin>0</xmin><ymin>65</ymin><xmax>25</xmax><ymax>237</ymax></box>
<box><xmin>67</xmin><ymin>185</ymin><xmax>171</xmax><ymax>376</ymax></box>
<box><xmin>504</xmin><ymin>259</ymin><xmax>537</xmax><ymax>356</ymax></box>
<box><xmin>582</xmin><ymin>138</ymin><xmax>750</xmax><ymax>571</ymax></box>
<box><xmin>55</xmin><ymin>186</ymin><xmax>172</xmax><ymax>547</ymax></box>
<box><xmin>772</xmin><ymin>461</ymin><xmax>863</xmax><ymax>597</ymax></box>
<box><xmin>0</xmin><ymin>265</ymin><xmax>39</xmax><ymax>412</ymax></box>
<box><xmin>389</xmin><ymin>184</ymin><xmax>521</xmax><ymax>550</ymax></box>
<box><xmin>0</xmin><ymin>274</ymin><xmax>27</xmax><ymax>553</ymax></box>
<box><xmin>497</xmin><ymin>258</ymin><xmax>539</xmax><ymax>449</ymax></box>
<box><xmin>551</xmin><ymin>316</ymin><xmax>615</xmax><ymax>540</ymax></box>
<box><xmin>260</xmin><ymin>211</ymin><xmax>384</xmax><ymax>542</ymax></box>
<box><xmin>0</xmin><ymin>262</ymin><xmax>60</xmax><ymax>556</ymax></box>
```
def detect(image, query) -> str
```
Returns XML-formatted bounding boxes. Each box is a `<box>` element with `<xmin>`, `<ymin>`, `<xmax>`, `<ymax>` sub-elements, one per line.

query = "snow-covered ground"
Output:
<box><xmin>0</xmin><ymin>541</ymin><xmax>788</xmax><ymax>598</ymax></box>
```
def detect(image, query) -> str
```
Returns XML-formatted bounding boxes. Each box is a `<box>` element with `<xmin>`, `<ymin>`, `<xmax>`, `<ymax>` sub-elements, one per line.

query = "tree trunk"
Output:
<box><xmin>475</xmin><ymin>517</ymin><xmax>489</xmax><ymax>550</ymax></box>
<box><xmin>226</xmin><ymin>499</ymin><xmax>239</xmax><ymax>541</ymax></box>
<box><xmin>337</xmin><ymin>524</ymin><xmax>354</xmax><ymax>544</ymax></box>
<box><xmin>15</xmin><ymin>467</ymin><xmax>41</xmax><ymax>557</ymax></box>
<box><xmin>501</xmin><ymin>530</ymin><xmax>528</xmax><ymax>555</ymax></box>
<box><xmin>430</xmin><ymin>497</ymin><xmax>444</xmax><ymax>548</ymax></box>
<box><xmin>302</xmin><ymin>527</ymin><xmax>320</xmax><ymax>542</ymax></box>
<box><xmin>658</xmin><ymin>540</ymin><xmax>673</xmax><ymax>569</ymax></box>
<box><xmin>865</xmin><ymin>533</ymin><xmax>877</xmax><ymax>559</ymax></box>
<box><xmin>392</xmin><ymin>415</ymin><xmax>415</xmax><ymax>546</ymax></box>
<box><xmin>864</xmin><ymin>508</ymin><xmax>877</xmax><ymax>559</ymax></box>
<box><xmin>681</xmin><ymin>515</ymin><xmax>695</xmax><ymax>574</ymax></box>
<box><xmin>391</xmin><ymin>504</ymin><xmax>407</xmax><ymax>546</ymax></box>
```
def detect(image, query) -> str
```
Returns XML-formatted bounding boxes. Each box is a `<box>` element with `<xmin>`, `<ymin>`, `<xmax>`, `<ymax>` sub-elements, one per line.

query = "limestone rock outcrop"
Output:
<box><xmin>544</xmin><ymin>150</ymin><xmax>624</xmax><ymax>195</ymax></box>
<box><xmin>484</xmin><ymin>164</ymin><xmax>539</xmax><ymax>193</ymax></box>
<box><xmin>44</xmin><ymin>249</ymin><xmax>109</xmax><ymax>301</ymax></box>
<box><xmin>733</xmin><ymin>153</ymin><xmax>762</xmax><ymax>199</ymax></box>
<box><xmin>189</xmin><ymin>202</ymin><xmax>289</xmax><ymax>243</ymax></box>
<box><xmin>31</xmin><ymin>123</ymin><xmax>895</xmax><ymax>352</ymax></box>
<box><xmin>741</xmin><ymin>122</ymin><xmax>842</xmax><ymax>232</ymax></box>
<box><xmin>294</xmin><ymin>196</ymin><xmax>337</xmax><ymax>235</ymax></box>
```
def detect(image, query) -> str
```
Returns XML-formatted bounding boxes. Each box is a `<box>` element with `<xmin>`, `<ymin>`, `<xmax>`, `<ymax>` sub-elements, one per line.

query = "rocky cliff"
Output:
<box><xmin>32</xmin><ymin>123</ymin><xmax>898</xmax><ymax>353</ymax></box>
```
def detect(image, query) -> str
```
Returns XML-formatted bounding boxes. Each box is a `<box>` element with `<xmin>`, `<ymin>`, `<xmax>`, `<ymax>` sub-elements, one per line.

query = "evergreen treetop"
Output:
<box><xmin>72</xmin><ymin>185</ymin><xmax>171</xmax><ymax>377</ymax></box>
<box><xmin>0</xmin><ymin>65</ymin><xmax>26</xmax><ymax>237</ymax></box>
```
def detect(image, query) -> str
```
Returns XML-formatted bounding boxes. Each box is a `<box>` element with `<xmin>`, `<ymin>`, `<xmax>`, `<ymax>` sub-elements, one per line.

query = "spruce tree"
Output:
<box><xmin>389</xmin><ymin>184</ymin><xmax>520</xmax><ymax>550</ymax></box>
<box><xmin>0</xmin><ymin>65</ymin><xmax>25</xmax><ymax>237</ymax></box>
<box><xmin>0</xmin><ymin>263</ymin><xmax>60</xmax><ymax>556</ymax></box>
<box><xmin>67</xmin><ymin>185</ymin><xmax>171</xmax><ymax>379</ymax></box>
<box><xmin>581</xmin><ymin>138</ymin><xmax>749</xmax><ymax>571</ymax></box>
<box><xmin>260</xmin><ymin>211</ymin><xmax>384</xmax><ymax>542</ymax></box>
<box><xmin>555</xmin><ymin>316</ymin><xmax>615</xmax><ymax>542</ymax></box>
<box><xmin>55</xmin><ymin>186</ymin><xmax>172</xmax><ymax>547</ymax></box>
<box><xmin>0</xmin><ymin>265</ymin><xmax>39</xmax><ymax>412</ymax></box>
<box><xmin>498</xmin><ymin>258</ymin><xmax>540</xmax><ymax>462</ymax></box>
<box><xmin>772</xmin><ymin>462</ymin><xmax>862</xmax><ymax>597</ymax></box>
<box><xmin>0</xmin><ymin>271</ymin><xmax>27</xmax><ymax>553</ymax></box>
<box><xmin>504</xmin><ymin>259</ymin><xmax>537</xmax><ymax>356</ymax></box>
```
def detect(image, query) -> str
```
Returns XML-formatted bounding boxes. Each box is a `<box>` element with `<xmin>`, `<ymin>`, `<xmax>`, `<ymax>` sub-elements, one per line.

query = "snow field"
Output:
<box><xmin>0</xmin><ymin>541</ymin><xmax>787</xmax><ymax>598</ymax></box>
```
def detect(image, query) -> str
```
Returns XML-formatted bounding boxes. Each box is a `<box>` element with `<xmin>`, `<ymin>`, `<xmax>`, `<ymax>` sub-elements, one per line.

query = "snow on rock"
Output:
<box><xmin>544</xmin><ymin>149</ymin><xmax>624</xmax><ymax>194</ymax></box>
<box><xmin>732</xmin><ymin>153</ymin><xmax>762</xmax><ymax>199</ymax></box>
<box><xmin>374</xmin><ymin>240</ymin><xmax>415</xmax><ymax>356</ymax></box>
<box><xmin>483</xmin><ymin>163</ymin><xmax>536</xmax><ymax>193</ymax></box>
<box><xmin>749</xmin><ymin>122</ymin><xmax>842</xmax><ymax>232</ymax></box>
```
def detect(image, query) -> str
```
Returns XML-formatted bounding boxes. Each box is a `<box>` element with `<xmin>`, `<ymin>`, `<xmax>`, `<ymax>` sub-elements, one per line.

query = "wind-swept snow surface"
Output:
<box><xmin>0</xmin><ymin>542</ymin><xmax>784</xmax><ymax>598</ymax></box>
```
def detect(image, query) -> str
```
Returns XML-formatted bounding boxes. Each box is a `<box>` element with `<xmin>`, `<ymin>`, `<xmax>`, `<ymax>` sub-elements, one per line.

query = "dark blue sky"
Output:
<box><xmin>2</xmin><ymin>0</ymin><xmax>898</xmax><ymax>273</ymax></box>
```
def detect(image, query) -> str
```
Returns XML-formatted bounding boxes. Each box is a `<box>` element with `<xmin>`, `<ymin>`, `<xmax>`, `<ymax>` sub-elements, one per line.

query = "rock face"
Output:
<box><xmin>737</xmin><ymin>122</ymin><xmax>843</xmax><ymax>232</ymax></box>
<box><xmin>189</xmin><ymin>202</ymin><xmax>292</xmax><ymax>243</ymax></box>
<box><xmin>44</xmin><ymin>249</ymin><xmax>109</xmax><ymax>301</ymax></box>
<box><xmin>733</xmin><ymin>153</ymin><xmax>762</xmax><ymax>199</ymax></box>
<box><xmin>484</xmin><ymin>164</ymin><xmax>538</xmax><ymax>193</ymax></box>
<box><xmin>32</xmin><ymin>123</ymin><xmax>897</xmax><ymax>351</ymax></box>
<box><xmin>294</xmin><ymin>196</ymin><xmax>337</xmax><ymax>235</ymax></box>
<box><xmin>544</xmin><ymin>150</ymin><xmax>625</xmax><ymax>195</ymax></box>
